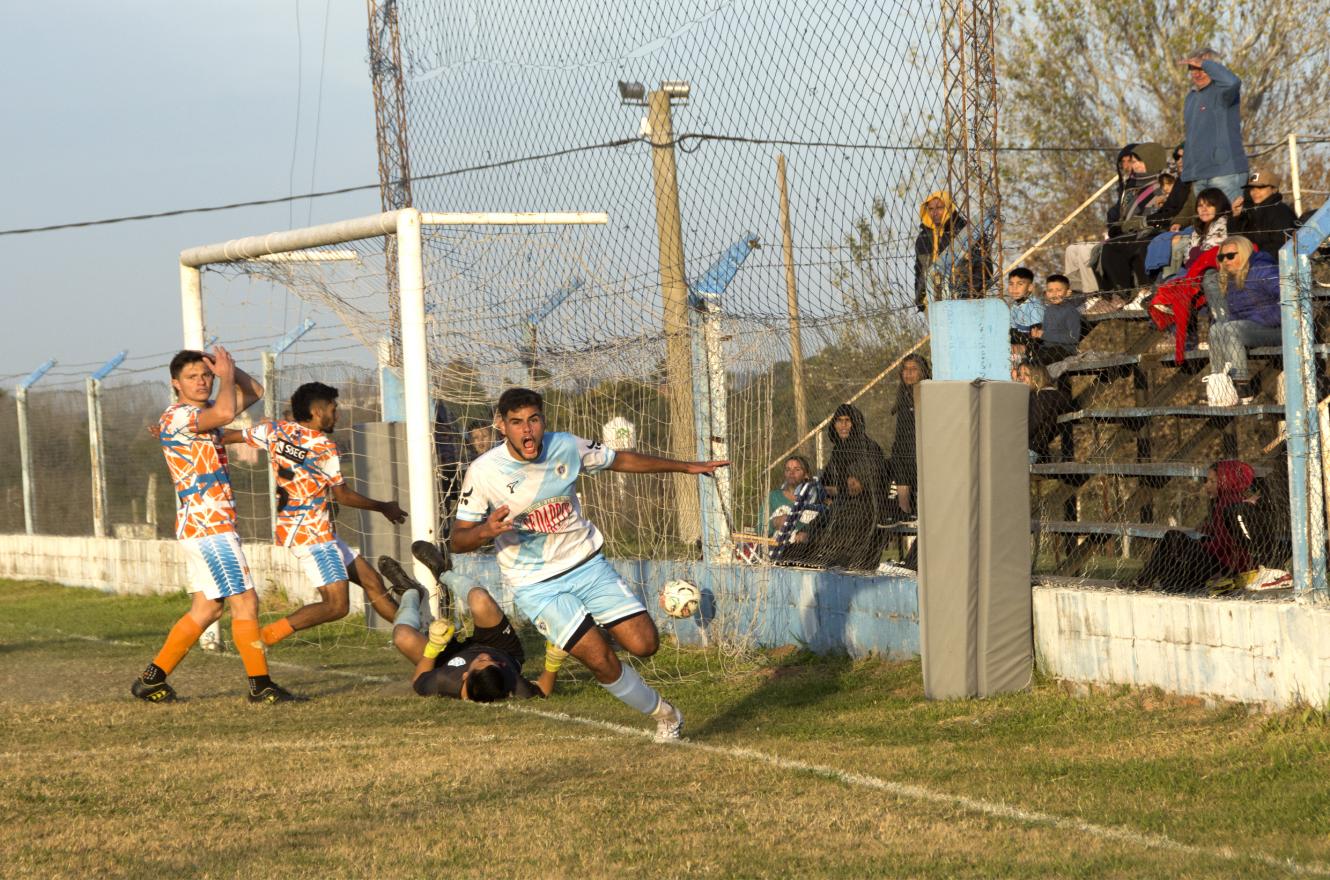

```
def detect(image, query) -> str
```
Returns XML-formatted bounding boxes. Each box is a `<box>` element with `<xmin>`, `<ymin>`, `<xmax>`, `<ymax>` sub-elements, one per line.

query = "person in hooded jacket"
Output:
<box><xmin>1129</xmin><ymin>459</ymin><xmax>1260</xmax><ymax>594</ymax></box>
<box><xmin>821</xmin><ymin>402</ymin><xmax>893</xmax><ymax>529</ymax></box>
<box><xmin>886</xmin><ymin>355</ymin><xmax>929</xmax><ymax>517</ymax></box>
<box><xmin>913</xmin><ymin>192</ymin><xmax>989</xmax><ymax>309</ymax></box>
<box><xmin>812</xmin><ymin>464</ymin><xmax>885</xmax><ymax>571</ymax></box>
<box><xmin>1097</xmin><ymin>142</ymin><xmax>1170</xmax><ymax>304</ymax></box>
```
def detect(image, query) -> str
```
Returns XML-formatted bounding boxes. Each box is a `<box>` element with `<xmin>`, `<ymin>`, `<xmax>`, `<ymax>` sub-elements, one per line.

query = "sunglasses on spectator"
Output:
<box><xmin>1218</xmin><ymin>251</ymin><xmax>1240</xmax><ymax>262</ymax></box>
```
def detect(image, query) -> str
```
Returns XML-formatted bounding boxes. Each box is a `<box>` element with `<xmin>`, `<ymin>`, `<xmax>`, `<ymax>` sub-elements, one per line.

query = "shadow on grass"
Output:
<box><xmin>691</xmin><ymin>650</ymin><xmax>861</xmax><ymax>738</ymax></box>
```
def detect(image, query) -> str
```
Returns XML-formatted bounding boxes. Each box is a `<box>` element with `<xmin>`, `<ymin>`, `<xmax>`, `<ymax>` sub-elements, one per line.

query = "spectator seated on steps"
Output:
<box><xmin>1230</xmin><ymin>164</ymin><xmax>1300</xmax><ymax>257</ymax></box>
<box><xmin>1029</xmin><ymin>275</ymin><xmax>1087</xmax><ymax>367</ymax></box>
<box><xmin>1129</xmin><ymin>460</ymin><xmax>1264</xmax><ymax>595</ymax></box>
<box><xmin>1204</xmin><ymin>235</ymin><xmax>1280</xmax><ymax>402</ymax></box>
<box><xmin>766</xmin><ymin>455</ymin><xmax>826</xmax><ymax>565</ymax></box>
<box><xmin>1006</xmin><ymin>267</ymin><xmax>1044</xmax><ymax>362</ymax></box>
<box><xmin>1147</xmin><ymin>188</ymin><xmax>1234</xmax><ymax>364</ymax></box>
<box><xmin>1095</xmin><ymin>142</ymin><xmax>1171</xmax><ymax>309</ymax></box>
<box><xmin>1017</xmin><ymin>361</ymin><xmax>1074</xmax><ymax>463</ymax></box>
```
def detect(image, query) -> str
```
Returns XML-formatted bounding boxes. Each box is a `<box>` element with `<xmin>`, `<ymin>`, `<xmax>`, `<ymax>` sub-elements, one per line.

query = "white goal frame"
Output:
<box><xmin>177</xmin><ymin>208</ymin><xmax>607</xmax><ymax>629</ymax></box>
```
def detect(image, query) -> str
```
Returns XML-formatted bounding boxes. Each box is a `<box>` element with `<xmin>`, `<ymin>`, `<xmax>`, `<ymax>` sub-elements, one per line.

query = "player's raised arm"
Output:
<box><xmin>194</xmin><ymin>346</ymin><xmax>239</xmax><ymax>432</ymax></box>
<box><xmin>450</xmin><ymin>505</ymin><xmax>512</xmax><ymax>553</ymax></box>
<box><xmin>608</xmin><ymin>450</ymin><xmax>730</xmax><ymax>476</ymax></box>
<box><xmin>233</xmin><ymin>362</ymin><xmax>264</xmax><ymax>413</ymax></box>
<box><xmin>330</xmin><ymin>483</ymin><xmax>407</xmax><ymax>524</ymax></box>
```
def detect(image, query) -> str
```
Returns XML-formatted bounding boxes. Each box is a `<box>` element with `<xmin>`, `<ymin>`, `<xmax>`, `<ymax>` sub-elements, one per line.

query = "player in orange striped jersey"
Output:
<box><xmin>131</xmin><ymin>347</ymin><xmax>300</xmax><ymax>704</ymax></box>
<box><xmin>223</xmin><ymin>382</ymin><xmax>407</xmax><ymax>647</ymax></box>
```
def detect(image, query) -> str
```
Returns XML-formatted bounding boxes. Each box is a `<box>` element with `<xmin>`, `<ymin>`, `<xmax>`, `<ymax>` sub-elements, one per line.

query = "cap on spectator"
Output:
<box><xmin>1245</xmin><ymin>165</ymin><xmax>1282</xmax><ymax>190</ymax></box>
<box><xmin>1185</xmin><ymin>46</ymin><xmax>1217</xmax><ymax>61</ymax></box>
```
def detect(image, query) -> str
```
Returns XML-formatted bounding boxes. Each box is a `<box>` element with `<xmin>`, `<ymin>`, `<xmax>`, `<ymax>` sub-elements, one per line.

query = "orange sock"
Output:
<box><xmin>261</xmin><ymin>618</ymin><xmax>295</xmax><ymax>646</ymax></box>
<box><xmin>231</xmin><ymin>619</ymin><xmax>269</xmax><ymax>677</ymax></box>
<box><xmin>152</xmin><ymin>615</ymin><xmax>204</xmax><ymax>675</ymax></box>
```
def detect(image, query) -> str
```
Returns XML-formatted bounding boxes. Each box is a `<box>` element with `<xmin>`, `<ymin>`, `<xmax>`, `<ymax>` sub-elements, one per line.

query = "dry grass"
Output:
<box><xmin>2</xmin><ymin>579</ymin><xmax>1329</xmax><ymax>878</ymax></box>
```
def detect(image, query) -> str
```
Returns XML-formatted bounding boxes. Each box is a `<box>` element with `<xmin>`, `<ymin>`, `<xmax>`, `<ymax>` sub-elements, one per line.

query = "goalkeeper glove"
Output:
<box><xmin>422</xmin><ymin>620</ymin><xmax>455</xmax><ymax>659</ymax></box>
<box><xmin>544</xmin><ymin>642</ymin><xmax>569</xmax><ymax>673</ymax></box>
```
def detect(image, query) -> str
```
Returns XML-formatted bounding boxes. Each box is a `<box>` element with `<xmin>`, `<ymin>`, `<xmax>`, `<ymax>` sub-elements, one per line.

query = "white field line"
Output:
<box><xmin>45</xmin><ymin>631</ymin><xmax>1330</xmax><ymax>877</ymax></box>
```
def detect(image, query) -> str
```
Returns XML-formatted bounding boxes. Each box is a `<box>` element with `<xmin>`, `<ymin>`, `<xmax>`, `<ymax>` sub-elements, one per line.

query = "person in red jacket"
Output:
<box><xmin>1129</xmin><ymin>460</ymin><xmax>1259</xmax><ymax>594</ymax></box>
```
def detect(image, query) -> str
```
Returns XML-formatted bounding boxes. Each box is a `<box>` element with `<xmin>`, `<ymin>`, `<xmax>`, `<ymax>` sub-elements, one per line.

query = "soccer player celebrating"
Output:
<box><xmin>379</xmin><ymin>551</ymin><xmax>560</xmax><ymax>701</ymax></box>
<box><xmin>131</xmin><ymin>347</ymin><xmax>298</xmax><ymax>704</ymax></box>
<box><xmin>450</xmin><ymin>387</ymin><xmax>728</xmax><ymax>740</ymax></box>
<box><xmin>225</xmin><ymin>382</ymin><xmax>408</xmax><ymax>648</ymax></box>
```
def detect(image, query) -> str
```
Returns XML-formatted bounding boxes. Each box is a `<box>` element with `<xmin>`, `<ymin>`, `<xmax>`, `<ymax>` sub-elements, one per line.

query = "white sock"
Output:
<box><xmin>602</xmin><ymin>663</ymin><xmax>662</xmax><ymax>715</ymax></box>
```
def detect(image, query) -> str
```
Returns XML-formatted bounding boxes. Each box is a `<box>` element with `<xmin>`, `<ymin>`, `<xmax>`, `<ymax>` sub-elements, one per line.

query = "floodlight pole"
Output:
<box><xmin>645</xmin><ymin>85</ymin><xmax>702</xmax><ymax>547</ymax></box>
<box><xmin>16</xmin><ymin>359</ymin><xmax>56</xmax><ymax>535</ymax></box>
<box><xmin>776</xmin><ymin>154</ymin><xmax>809</xmax><ymax>446</ymax></box>
<box><xmin>86</xmin><ymin>351</ymin><xmax>128</xmax><ymax>538</ymax></box>
<box><xmin>262</xmin><ymin>319</ymin><xmax>317</xmax><ymax>539</ymax></box>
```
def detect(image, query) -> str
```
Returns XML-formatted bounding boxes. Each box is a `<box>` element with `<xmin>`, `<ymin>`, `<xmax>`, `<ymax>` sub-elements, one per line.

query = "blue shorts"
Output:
<box><xmin>513</xmin><ymin>556</ymin><xmax>647</xmax><ymax>650</ymax></box>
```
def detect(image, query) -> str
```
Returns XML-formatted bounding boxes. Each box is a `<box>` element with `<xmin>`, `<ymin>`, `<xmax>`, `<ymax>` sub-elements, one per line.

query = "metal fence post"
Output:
<box><xmin>86</xmin><ymin>351</ymin><xmax>128</xmax><ymax>539</ymax></box>
<box><xmin>1280</xmin><ymin>205</ymin><xmax>1330</xmax><ymax>599</ymax></box>
<box><xmin>16</xmin><ymin>359</ymin><xmax>56</xmax><ymax>535</ymax></box>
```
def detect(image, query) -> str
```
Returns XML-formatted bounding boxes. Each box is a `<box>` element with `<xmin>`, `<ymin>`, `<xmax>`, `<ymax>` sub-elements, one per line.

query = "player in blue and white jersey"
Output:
<box><xmin>451</xmin><ymin>387</ymin><xmax>728</xmax><ymax>740</ymax></box>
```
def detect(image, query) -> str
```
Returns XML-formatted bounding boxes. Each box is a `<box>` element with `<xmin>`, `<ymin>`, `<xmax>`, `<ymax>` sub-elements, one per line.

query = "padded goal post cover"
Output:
<box><xmin>917</xmin><ymin>381</ymin><xmax>1033</xmax><ymax>699</ymax></box>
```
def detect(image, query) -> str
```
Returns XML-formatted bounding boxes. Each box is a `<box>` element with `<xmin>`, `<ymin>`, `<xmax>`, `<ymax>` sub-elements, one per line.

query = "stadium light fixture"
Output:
<box><xmin>617</xmin><ymin>80</ymin><xmax>646</xmax><ymax>104</ymax></box>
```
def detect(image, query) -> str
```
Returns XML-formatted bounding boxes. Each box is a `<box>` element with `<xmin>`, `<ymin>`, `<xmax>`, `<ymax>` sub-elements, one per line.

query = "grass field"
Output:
<box><xmin>2</xmin><ymin>578</ymin><xmax>1329</xmax><ymax>878</ymax></box>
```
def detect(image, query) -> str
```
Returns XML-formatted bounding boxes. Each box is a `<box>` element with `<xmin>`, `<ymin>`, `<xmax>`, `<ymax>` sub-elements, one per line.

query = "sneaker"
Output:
<box><xmin>378</xmin><ymin>555</ymin><xmax>426</xmax><ymax>599</ymax></box>
<box><xmin>653</xmin><ymin>700</ymin><xmax>685</xmax><ymax>742</ymax></box>
<box><xmin>131</xmin><ymin>678</ymin><xmax>177</xmax><ymax>703</ymax></box>
<box><xmin>411</xmin><ymin>540</ymin><xmax>452</xmax><ymax>582</ymax></box>
<box><xmin>248</xmin><ymin>682</ymin><xmax>305</xmax><ymax>704</ymax></box>
<box><xmin>1123</xmin><ymin>288</ymin><xmax>1151</xmax><ymax>311</ymax></box>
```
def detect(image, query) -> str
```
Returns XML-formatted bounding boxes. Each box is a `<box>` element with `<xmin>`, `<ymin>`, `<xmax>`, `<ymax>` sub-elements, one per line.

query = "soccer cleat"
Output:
<box><xmin>410</xmin><ymin>541</ymin><xmax>455</xmax><ymax>618</ymax></box>
<box><xmin>411</xmin><ymin>540</ymin><xmax>451</xmax><ymax>581</ymax></box>
<box><xmin>131</xmin><ymin>678</ymin><xmax>178</xmax><ymax>703</ymax></box>
<box><xmin>378</xmin><ymin>555</ymin><xmax>426</xmax><ymax>599</ymax></box>
<box><xmin>248</xmin><ymin>682</ymin><xmax>305</xmax><ymax>704</ymax></box>
<box><xmin>653</xmin><ymin>700</ymin><xmax>685</xmax><ymax>742</ymax></box>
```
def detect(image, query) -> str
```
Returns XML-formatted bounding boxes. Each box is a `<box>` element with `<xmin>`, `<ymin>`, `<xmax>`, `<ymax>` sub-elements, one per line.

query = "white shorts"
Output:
<box><xmin>291</xmin><ymin>538</ymin><xmax>358</xmax><ymax>588</ymax></box>
<box><xmin>182</xmin><ymin>532</ymin><xmax>256</xmax><ymax>599</ymax></box>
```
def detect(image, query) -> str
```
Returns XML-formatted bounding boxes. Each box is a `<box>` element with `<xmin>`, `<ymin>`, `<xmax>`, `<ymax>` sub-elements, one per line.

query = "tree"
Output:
<box><xmin>1000</xmin><ymin>0</ymin><xmax>1330</xmax><ymax>271</ymax></box>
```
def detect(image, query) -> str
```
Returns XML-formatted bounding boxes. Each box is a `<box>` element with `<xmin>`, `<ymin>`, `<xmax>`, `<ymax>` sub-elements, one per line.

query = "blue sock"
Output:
<box><xmin>602</xmin><ymin>663</ymin><xmax>662</xmax><ymax>715</ymax></box>
<box><xmin>395</xmin><ymin>589</ymin><xmax>422</xmax><ymax>631</ymax></box>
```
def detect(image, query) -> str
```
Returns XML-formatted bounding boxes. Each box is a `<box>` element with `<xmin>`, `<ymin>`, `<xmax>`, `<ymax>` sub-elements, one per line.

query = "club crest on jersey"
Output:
<box><xmin>510</xmin><ymin>495</ymin><xmax>574</xmax><ymax>533</ymax></box>
<box><xmin>555</xmin><ymin>463</ymin><xmax>567</xmax><ymax>477</ymax></box>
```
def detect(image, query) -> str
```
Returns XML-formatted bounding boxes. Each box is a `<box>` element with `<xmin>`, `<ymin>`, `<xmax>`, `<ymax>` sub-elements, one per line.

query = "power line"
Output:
<box><xmin>2</xmin><ymin>134</ymin><xmax>1326</xmax><ymax>238</ymax></box>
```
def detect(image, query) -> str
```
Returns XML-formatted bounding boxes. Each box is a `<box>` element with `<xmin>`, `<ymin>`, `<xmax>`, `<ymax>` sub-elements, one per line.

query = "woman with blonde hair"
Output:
<box><xmin>1206</xmin><ymin>234</ymin><xmax>1281</xmax><ymax>401</ymax></box>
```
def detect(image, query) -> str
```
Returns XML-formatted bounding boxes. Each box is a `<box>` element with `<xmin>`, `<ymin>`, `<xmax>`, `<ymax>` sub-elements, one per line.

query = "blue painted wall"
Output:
<box><xmin>446</xmin><ymin>554</ymin><xmax>920</xmax><ymax>659</ymax></box>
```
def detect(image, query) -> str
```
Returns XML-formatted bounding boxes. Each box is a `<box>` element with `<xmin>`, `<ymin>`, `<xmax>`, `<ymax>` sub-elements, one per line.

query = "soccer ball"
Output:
<box><xmin>658</xmin><ymin>579</ymin><xmax>701</xmax><ymax>618</ymax></box>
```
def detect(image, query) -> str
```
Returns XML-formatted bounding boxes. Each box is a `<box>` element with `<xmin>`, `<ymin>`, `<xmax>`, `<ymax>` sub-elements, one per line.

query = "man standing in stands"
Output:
<box><xmin>1179</xmin><ymin>47</ymin><xmax>1248</xmax><ymax>204</ymax></box>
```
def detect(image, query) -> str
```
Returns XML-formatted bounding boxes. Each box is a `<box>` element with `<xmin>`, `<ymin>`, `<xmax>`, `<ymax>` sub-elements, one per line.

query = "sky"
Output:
<box><xmin>0</xmin><ymin>1</ymin><xmax>382</xmax><ymax>387</ymax></box>
<box><xmin>0</xmin><ymin>0</ymin><xmax>946</xmax><ymax>393</ymax></box>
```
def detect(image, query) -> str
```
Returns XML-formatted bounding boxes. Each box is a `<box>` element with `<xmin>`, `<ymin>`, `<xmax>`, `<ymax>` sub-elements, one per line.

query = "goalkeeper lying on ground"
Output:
<box><xmin>379</xmin><ymin>545</ymin><xmax>564</xmax><ymax>702</ymax></box>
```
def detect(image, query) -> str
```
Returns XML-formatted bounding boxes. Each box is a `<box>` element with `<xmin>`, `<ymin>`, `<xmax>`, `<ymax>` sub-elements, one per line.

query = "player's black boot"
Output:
<box><xmin>378</xmin><ymin>555</ymin><xmax>426</xmax><ymax>600</ymax></box>
<box><xmin>248</xmin><ymin>681</ymin><xmax>305</xmax><ymax>704</ymax></box>
<box><xmin>131</xmin><ymin>678</ymin><xmax>178</xmax><ymax>703</ymax></box>
<box><xmin>411</xmin><ymin>540</ymin><xmax>451</xmax><ymax>581</ymax></box>
<box><xmin>410</xmin><ymin>541</ymin><xmax>454</xmax><ymax>617</ymax></box>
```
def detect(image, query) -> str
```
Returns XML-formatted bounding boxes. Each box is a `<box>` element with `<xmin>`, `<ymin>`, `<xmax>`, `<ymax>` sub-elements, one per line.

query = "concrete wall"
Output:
<box><xmin>0</xmin><ymin>534</ymin><xmax>352</xmax><ymax>610</ymax></box>
<box><xmin>5</xmin><ymin>534</ymin><xmax>1330</xmax><ymax>709</ymax></box>
<box><xmin>1033</xmin><ymin>585</ymin><xmax>1330</xmax><ymax>709</ymax></box>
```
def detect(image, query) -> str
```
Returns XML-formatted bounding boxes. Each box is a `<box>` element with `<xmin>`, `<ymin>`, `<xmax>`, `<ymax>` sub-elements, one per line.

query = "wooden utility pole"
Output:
<box><xmin>776</xmin><ymin>154</ymin><xmax>809</xmax><ymax>446</ymax></box>
<box><xmin>647</xmin><ymin>89</ymin><xmax>701</xmax><ymax>545</ymax></box>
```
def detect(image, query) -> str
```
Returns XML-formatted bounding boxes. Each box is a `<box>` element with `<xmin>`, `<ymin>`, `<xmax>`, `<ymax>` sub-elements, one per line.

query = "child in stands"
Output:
<box><xmin>1031</xmin><ymin>274</ymin><xmax>1085</xmax><ymax>367</ymax></box>
<box><xmin>1007</xmin><ymin>267</ymin><xmax>1043</xmax><ymax>362</ymax></box>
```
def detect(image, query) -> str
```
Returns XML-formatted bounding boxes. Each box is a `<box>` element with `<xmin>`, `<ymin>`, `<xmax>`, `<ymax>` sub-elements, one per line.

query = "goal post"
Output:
<box><xmin>176</xmin><ymin>207</ymin><xmax>609</xmax><ymax>627</ymax></box>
